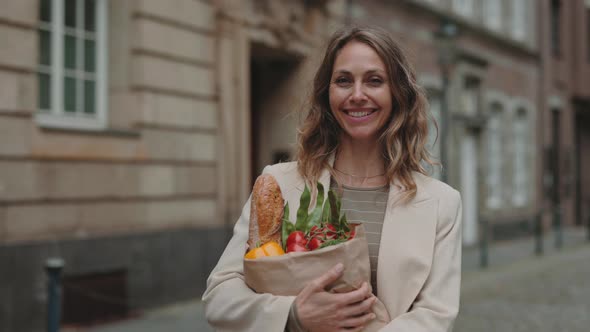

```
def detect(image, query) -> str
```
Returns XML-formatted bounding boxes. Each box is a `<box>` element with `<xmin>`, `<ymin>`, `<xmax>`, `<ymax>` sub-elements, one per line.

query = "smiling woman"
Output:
<box><xmin>298</xmin><ymin>26</ymin><xmax>434</xmax><ymax>192</ymax></box>
<box><xmin>203</xmin><ymin>26</ymin><xmax>463</xmax><ymax>332</ymax></box>
<box><xmin>329</xmin><ymin>41</ymin><xmax>393</xmax><ymax>145</ymax></box>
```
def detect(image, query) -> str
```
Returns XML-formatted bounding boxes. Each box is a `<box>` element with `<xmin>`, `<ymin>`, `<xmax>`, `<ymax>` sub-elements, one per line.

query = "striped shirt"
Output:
<box><xmin>331</xmin><ymin>179</ymin><xmax>389</xmax><ymax>295</ymax></box>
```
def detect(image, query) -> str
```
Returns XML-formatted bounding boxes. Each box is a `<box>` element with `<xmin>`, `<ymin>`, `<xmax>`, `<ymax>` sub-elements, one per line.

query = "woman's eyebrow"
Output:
<box><xmin>332</xmin><ymin>69</ymin><xmax>386</xmax><ymax>75</ymax></box>
<box><xmin>365</xmin><ymin>69</ymin><xmax>387</xmax><ymax>75</ymax></box>
<box><xmin>333</xmin><ymin>69</ymin><xmax>352</xmax><ymax>75</ymax></box>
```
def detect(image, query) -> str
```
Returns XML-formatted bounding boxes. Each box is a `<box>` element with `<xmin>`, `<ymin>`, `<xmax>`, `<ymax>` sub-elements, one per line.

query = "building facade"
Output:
<box><xmin>351</xmin><ymin>0</ymin><xmax>541</xmax><ymax>246</ymax></box>
<box><xmin>0</xmin><ymin>0</ymin><xmax>343</xmax><ymax>331</ymax></box>
<box><xmin>0</xmin><ymin>0</ymin><xmax>588</xmax><ymax>331</ymax></box>
<box><xmin>538</xmin><ymin>0</ymin><xmax>590</xmax><ymax>231</ymax></box>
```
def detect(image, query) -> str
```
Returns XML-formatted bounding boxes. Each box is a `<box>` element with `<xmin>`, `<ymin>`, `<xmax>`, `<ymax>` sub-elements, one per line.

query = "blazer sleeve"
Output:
<box><xmin>381</xmin><ymin>189</ymin><xmax>463</xmax><ymax>332</ymax></box>
<box><xmin>202</xmin><ymin>167</ymin><xmax>296</xmax><ymax>331</ymax></box>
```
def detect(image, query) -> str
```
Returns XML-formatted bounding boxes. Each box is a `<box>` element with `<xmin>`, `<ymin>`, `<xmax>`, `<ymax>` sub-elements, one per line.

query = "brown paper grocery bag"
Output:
<box><xmin>244</xmin><ymin>225</ymin><xmax>390</xmax><ymax>331</ymax></box>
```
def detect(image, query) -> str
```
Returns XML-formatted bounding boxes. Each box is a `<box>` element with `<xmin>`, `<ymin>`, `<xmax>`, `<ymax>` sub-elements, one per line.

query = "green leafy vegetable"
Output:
<box><xmin>281</xmin><ymin>182</ymin><xmax>353</xmax><ymax>252</ymax></box>
<box><xmin>328</xmin><ymin>190</ymin><xmax>340</xmax><ymax>225</ymax></box>
<box><xmin>306</xmin><ymin>182</ymin><xmax>325</xmax><ymax>232</ymax></box>
<box><xmin>295</xmin><ymin>185</ymin><xmax>311</xmax><ymax>231</ymax></box>
<box><xmin>319</xmin><ymin>238</ymin><xmax>348</xmax><ymax>249</ymax></box>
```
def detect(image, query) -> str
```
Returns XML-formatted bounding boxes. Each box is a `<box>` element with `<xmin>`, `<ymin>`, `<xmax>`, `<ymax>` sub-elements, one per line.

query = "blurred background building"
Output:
<box><xmin>0</xmin><ymin>0</ymin><xmax>589</xmax><ymax>331</ymax></box>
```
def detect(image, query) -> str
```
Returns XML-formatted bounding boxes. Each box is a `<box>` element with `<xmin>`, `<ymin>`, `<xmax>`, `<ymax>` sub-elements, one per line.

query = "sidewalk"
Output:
<box><xmin>72</xmin><ymin>227</ymin><xmax>588</xmax><ymax>332</ymax></box>
<box><xmin>456</xmin><ymin>240</ymin><xmax>590</xmax><ymax>331</ymax></box>
<box><xmin>462</xmin><ymin>226</ymin><xmax>588</xmax><ymax>271</ymax></box>
<box><xmin>66</xmin><ymin>300</ymin><xmax>212</xmax><ymax>332</ymax></box>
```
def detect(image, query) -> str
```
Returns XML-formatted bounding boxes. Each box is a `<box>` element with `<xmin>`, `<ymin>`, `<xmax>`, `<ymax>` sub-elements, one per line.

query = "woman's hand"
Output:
<box><xmin>295</xmin><ymin>263</ymin><xmax>377</xmax><ymax>332</ymax></box>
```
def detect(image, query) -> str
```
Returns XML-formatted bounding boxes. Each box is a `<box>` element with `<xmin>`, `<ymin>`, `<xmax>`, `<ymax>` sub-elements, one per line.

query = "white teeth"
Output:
<box><xmin>349</xmin><ymin>111</ymin><xmax>371</xmax><ymax>117</ymax></box>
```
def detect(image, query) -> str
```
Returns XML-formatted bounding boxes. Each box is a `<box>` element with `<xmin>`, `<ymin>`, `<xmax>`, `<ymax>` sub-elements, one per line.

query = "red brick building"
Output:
<box><xmin>538</xmin><ymin>0</ymin><xmax>590</xmax><ymax>229</ymax></box>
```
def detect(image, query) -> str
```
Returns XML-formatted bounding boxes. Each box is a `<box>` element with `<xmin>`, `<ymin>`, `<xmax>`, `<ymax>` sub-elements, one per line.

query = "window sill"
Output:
<box><xmin>36</xmin><ymin>113</ymin><xmax>141</xmax><ymax>138</ymax></box>
<box><xmin>39</xmin><ymin>125</ymin><xmax>141</xmax><ymax>138</ymax></box>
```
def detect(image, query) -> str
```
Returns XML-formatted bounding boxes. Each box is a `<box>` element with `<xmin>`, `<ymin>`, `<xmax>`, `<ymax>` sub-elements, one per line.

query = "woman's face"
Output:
<box><xmin>329</xmin><ymin>41</ymin><xmax>393</xmax><ymax>143</ymax></box>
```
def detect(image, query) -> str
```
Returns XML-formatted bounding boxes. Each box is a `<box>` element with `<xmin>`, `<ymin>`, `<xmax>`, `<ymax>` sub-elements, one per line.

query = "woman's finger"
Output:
<box><xmin>341</xmin><ymin>295</ymin><xmax>376</xmax><ymax>317</ymax></box>
<box><xmin>340</xmin><ymin>325</ymin><xmax>365</xmax><ymax>332</ymax></box>
<box><xmin>339</xmin><ymin>311</ymin><xmax>376</xmax><ymax>329</ymax></box>
<box><xmin>338</xmin><ymin>282</ymin><xmax>371</xmax><ymax>305</ymax></box>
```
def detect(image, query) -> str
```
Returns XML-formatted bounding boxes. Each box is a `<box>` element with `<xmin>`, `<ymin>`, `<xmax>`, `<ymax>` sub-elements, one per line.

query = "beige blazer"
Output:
<box><xmin>203</xmin><ymin>161</ymin><xmax>463</xmax><ymax>332</ymax></box>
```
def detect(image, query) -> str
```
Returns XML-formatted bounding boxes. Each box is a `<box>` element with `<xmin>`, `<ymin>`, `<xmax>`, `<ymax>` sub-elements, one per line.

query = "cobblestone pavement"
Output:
<box><xmin>71</xmin><ymin>228</ymin><xmax>590</xmax><ymax>332</ymax></box>
<box><xmin>64</xmin><ymin>300</ymin><xmax>213</xmax><ymax>332</ymax></box>
<box><xmin>455</xmin><ymin>244</ymin><xmax>590</xmax><ymax>332</ymax></box>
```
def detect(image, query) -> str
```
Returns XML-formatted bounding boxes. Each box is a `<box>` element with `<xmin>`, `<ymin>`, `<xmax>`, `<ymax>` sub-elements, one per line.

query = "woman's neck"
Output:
<box><xmin>333</xmin><ymin>137</ymin><xmax>387</xmax><ymax>188</ymax></box>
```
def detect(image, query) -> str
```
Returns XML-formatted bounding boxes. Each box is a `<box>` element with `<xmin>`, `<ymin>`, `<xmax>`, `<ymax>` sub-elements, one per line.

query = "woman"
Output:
<box><xmin>203</xmin><ymin>26</ymin><xmax>462</xmax><ymax>332</ymax></box>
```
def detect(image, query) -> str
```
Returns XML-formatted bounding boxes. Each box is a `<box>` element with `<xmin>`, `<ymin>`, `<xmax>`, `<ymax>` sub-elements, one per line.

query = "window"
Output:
<box><xmin>461</xmin><ymin>78</ymin><xmax>479</xmax><ymax>116</ymax></box>
<box><xmin>453</xmin><ymin>0</ymin><xmax>474</xmax><ymax>18</ymax></box>
<box><xmin>512</xmin><ymin>109</ymin><xmax>528</xmax><ymax>206</ymax></box>
<box><xmin>483</xmin><ymin>0</ymin><xmax>502</xmax><ymax>31</ymax></box>
<box><xmin>37</xmin><ymin>0</ymin><xmax>108</xmax><ymax>130</ymax></box>
<box><xmin>486</xmin><ymin>104</ymin><xmax>503</xmax><ymax>209</ymax></box>
<box><xmin>426</xmin><ymin>93</ymin><xmax>442</xmax><ymax>180</ymax></box>
<box><xmin>550</xmin><ymin>0</ymin><xmax>561</xmax><ymax>57</ymax></box>
<box><xmin>511</xmin><ymin>0</ymin><xmax>527</xmax><ymax>41</ymax></box>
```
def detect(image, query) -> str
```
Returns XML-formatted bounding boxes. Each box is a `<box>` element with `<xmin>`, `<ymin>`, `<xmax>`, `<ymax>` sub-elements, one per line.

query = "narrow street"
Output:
<box><xmin>456</xmin><ymin>244</ymin><xmax>590</xmax><ymax>332</ymax></box>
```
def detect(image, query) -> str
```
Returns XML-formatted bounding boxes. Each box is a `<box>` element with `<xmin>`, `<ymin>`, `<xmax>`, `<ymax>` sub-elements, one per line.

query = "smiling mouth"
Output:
<box><xmin>344</xmin><ymin>109</ymin><xmax>377</xmax><ymax>118</ymax></box>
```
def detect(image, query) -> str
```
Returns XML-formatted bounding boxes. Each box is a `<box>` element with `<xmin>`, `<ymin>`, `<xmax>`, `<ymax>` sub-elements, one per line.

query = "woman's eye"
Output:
<box><xmin>368</xmin><ymin>77</ymin><xmax>383</xmax><ymax>86</ymax></box>
<box><xmin>334</xmin><ymin>77</ymin><xmax>352</xmax><ymax>85</ymax></box>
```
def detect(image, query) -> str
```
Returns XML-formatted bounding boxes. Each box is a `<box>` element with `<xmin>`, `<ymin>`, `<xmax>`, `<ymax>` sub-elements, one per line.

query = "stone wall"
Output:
<box><xmin>0</xmin><ymin>0</ymin><xmax>221</xmax><ymax>331</ymax></box>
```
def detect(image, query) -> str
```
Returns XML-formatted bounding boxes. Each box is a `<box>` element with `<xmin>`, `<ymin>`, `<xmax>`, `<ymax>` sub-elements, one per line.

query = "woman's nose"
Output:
<box><xmin>350</xmin><ymin>83</ymin><xmax>367</xmax><ymax>104</ymax></box>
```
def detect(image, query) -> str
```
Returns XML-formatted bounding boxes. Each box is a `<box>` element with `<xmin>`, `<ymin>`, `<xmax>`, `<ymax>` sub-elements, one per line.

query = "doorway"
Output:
<box><xmin>250</xmin><ymin>43</ymin><xmax>301</xmax><ymax>185</ymax></box>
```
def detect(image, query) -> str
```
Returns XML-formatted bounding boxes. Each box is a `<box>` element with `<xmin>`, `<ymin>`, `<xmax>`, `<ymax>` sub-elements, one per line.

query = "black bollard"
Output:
<box><xmin>46</xmin><ymin>258</ymin><xmax>65</xmax><ymax>332</ymax></box>
<box><xmin>534</xmin><ymin>211</ymin><xmax>544</xmax><ymax>256</ymax></box>
<box><xmin>479</xmin><ymin>217</ymin><xmax>489</xmax><ymax>268</ymax></box>
<box><xmin>554</xmin><ymin>206</ymin><xmax>563</xmax><ymax>249</ymax></box>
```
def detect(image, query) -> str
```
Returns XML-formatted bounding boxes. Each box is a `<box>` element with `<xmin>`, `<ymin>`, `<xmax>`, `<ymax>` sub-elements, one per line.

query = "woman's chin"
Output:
<box><xmin>342</xmin><ymin>131</ymin><xmax>380</xmax><ymax>143</ymax></box>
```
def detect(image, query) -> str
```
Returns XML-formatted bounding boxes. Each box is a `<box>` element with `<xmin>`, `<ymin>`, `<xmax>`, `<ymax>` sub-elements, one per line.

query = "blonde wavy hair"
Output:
<box><xmin>296</xmin><ymin>26</ymin><xmax>437</xmax><ymax>202</ymax></box>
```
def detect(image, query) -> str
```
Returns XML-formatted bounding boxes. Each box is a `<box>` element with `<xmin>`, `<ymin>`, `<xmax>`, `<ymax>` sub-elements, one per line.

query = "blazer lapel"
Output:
<box><xmin>377</xmin><ymin>176</ymin><xmax>438</xmax><ymax>318</ymax></box>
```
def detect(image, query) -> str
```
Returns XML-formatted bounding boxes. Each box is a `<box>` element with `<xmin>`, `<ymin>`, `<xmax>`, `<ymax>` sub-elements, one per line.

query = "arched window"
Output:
<box><xmin>486</xmin><ymin>103</ymin><xmax>503</xmax><ymax>209</ymax></box>
<box><xmin>512</xmin><ymin>109</ymin><xmax>529</xmax><ymax>206</ymax></box>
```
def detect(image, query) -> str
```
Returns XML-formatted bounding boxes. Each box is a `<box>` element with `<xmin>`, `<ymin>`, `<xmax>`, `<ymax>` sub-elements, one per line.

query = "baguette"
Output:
<box><xmin>248</xmin><ymin>174</ymin><xmax>284</xmax><ymax>250</ymax></box>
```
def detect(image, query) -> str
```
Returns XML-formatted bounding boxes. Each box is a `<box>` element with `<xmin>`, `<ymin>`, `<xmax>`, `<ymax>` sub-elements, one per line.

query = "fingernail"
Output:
<box><xmin>334</xmin><ymin>263</ymin><xmax>343</xmax><ymax>273</ymax></box>
<box><xmin>371</xmin><ymin>313</ymin><xmax>376</xmax><ymax>319</ymax></box>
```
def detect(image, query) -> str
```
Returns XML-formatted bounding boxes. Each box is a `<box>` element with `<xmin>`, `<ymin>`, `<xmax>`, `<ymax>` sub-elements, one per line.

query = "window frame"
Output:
<box><xmin>483</xmin><ymin>0</ymin><xmax>502</xmax><ymax>31</ymax></box>
<box><xmin>511</xmin><ymin>109</ymin><xmax>529</xmax><ymax>206</ymax></box>
<box><xmin>36</xmin><ymin>0</ymin><xmax>108</xmax><ymax>131</ymax></box>
<box><xmin>486</xmin><ymin>103</ymin><xmax>504</xmax><ymax>209</ymax></box>
<box><xmin>511</xmin><ymin>0</ymin><xmax>528</xmax><ymax>41</ymax></box>
<box><xmin>452</xmin><ymin>0</ymin><xmax>474</xmax><ymax>18</ymax></box>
